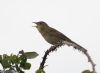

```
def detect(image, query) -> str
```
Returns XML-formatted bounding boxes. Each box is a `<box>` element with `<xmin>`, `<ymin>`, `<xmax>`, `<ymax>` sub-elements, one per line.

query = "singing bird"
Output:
<box><xmin>32</xmin><ymin>21</ymin><xmax>86</xmax><ymax>52</ymax></box>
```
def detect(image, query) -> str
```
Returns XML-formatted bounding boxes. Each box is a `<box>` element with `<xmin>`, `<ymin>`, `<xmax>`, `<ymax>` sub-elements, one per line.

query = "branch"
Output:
<box><xmin>73</xmin><ymin>45</ymin><xmax>96</xmax><ymax>73</ymax></box>
<box><xmin>39</xmin><ymin>43</ymin><xmax>63</xmax><ymax>71</ymax></box>
<box><xmin>85</xmin><ymin>51</ymin><xmax>96</xmax><ymax>73</ymax></box>
<box><xmin>38</xmin><ymin>43</ymin><xmax>96</xmax><ymax>73</ymax></box>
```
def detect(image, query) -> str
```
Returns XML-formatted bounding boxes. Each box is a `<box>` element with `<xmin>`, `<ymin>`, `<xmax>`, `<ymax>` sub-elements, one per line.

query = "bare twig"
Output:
<box><xmin>72</xmin><ymin>45</ymin><xmax>96</xmax><ymax>73</ymax></box>
<box><xmin>39</xmin><ymin>43</ymin><xmax>96</xmax><ymax>73</ymax></box>
<box><xmin>39</xmin><ymin>43</ymin><xmax>63</xmax><ymax>71</ymax></box>
<box><xmin>85</xmin><ymin>52</ymin><xmax>96</xmax><ymax>73</ymax></box>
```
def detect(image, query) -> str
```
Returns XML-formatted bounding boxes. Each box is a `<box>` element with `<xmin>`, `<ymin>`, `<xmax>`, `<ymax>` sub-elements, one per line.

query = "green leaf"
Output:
<box><xmin>20</xmin><ymin>62</ymin><xmax>31</xmax><ymax>70</ymax></box>
<box><xmin>19</xmin><ymin>55</ymin><xmax>27</xmax><ymax>63</ymax></box>
<box><xmin>36</xmin><ymin>69</ymin><xmax>45</xmax><ymax>73</ymax></box>
<box><xmin>1</xmin><ymin>56</ymin><xmax>11</xmax><ymax>68</ymax></box>
<box><xmin>82</xmin><ymin>70</ymin><xmax>92</xmax><ymax>73</ymax></box>
<box><xmin>10</xmin><ymin>55</ymin><xmax>20</xmax><ymax>64</ymax></box>
<box><xmin>24</xmin><ymin>52</ymin><xmax>38</xmax><ymax>59</ymax></box>
<box><xmin>0</xmin><ymin>55</ymin><xmax>2</xmax><ymax>62</ymax></box>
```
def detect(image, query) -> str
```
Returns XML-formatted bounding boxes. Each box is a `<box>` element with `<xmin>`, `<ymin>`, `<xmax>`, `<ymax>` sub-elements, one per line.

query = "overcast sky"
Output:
<box><xmin>0</xmin><ymin>0</ymin><xmax>100</xmax><ymax>73</ymax></box>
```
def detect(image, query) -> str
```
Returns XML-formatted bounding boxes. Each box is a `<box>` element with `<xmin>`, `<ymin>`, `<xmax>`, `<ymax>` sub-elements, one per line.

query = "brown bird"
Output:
<box><xmin>33</xmin><ymin>21</ymin><xmax>86</xmax><ymax>52</ymax></box>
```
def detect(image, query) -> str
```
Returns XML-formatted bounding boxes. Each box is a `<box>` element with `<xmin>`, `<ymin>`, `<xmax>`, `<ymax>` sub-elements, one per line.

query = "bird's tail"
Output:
<box><xmin>72</xmin><ymin>41</ymin><xmax>87</xmax><ymax>52</ymax></box>
<box><xmin>64</xmin><ymin>41</ymin><xmax>87</xmax><ymax>53</ymax></box>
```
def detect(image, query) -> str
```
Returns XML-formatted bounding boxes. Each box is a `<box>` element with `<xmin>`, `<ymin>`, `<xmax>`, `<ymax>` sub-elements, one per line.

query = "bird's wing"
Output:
<box><xmin>48</xmin><ymin>27</ymin><xmax>72</xmax><ymax>42</ymax></box>
<box><xmin>48</xmin><ymin>27</ymin><xmax>87</xmax><ymax>52</ymax></box>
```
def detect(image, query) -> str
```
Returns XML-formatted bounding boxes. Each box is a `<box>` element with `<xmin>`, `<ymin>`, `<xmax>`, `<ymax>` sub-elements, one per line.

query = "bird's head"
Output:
<box><xmin>32</xmin><ymin>21</ymin><xmax>48</xmax><ymax>29</ymax></box>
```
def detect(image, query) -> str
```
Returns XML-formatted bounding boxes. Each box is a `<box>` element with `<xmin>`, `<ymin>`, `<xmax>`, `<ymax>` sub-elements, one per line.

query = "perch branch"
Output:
<box><xmin>39</xmin><ymin>43</ymin><xmax>96</xmax><ymax>73</ymax></box>
<box><xmin>85</xmin><ymin>51</ymin><xmax>96</xmax><ymax>73</ymax></box>
<box><xmin>39</xmin><ymin>43</ymin><xmax>63</xmax><ymax>71</ymax></box>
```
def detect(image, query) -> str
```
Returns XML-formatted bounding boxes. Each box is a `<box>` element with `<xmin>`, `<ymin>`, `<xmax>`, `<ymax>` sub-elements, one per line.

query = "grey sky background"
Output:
<box><xmin>0</xmin><ymin>0</ymin><xmax>100</xmax><ymax>73</ymax></box>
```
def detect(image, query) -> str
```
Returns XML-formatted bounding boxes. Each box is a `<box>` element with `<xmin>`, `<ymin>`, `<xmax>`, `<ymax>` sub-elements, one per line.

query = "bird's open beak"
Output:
<box><xmin>32</xmin><ymin>22</ymin><xmax>37</xmax><ymax>27</ymax></box>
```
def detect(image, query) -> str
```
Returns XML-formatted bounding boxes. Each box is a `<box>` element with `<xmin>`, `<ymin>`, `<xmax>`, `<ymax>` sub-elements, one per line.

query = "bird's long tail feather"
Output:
<box><xmin>63</xmin><ymin>41</ymin><xmax>87</xmax><ymax>53</ymax></box>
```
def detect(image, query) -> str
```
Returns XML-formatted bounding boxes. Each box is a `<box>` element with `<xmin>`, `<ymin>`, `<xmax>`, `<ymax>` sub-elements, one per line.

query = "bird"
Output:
<box><xmin>32</xmin><ymin>21</ymin><xmax>87</xmax><ymax>52</ymax></box>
